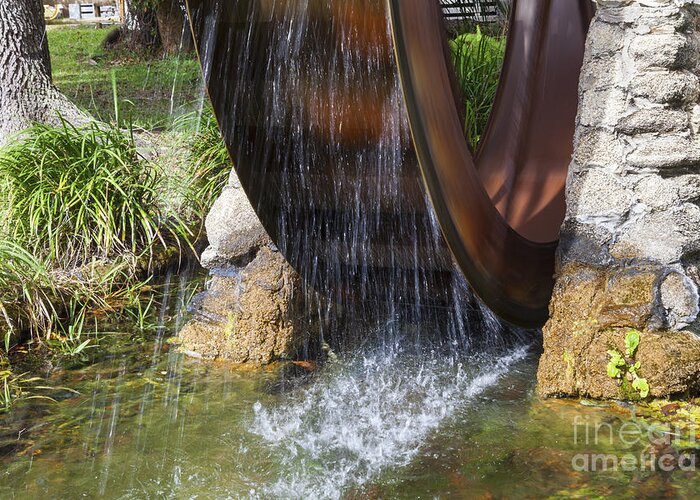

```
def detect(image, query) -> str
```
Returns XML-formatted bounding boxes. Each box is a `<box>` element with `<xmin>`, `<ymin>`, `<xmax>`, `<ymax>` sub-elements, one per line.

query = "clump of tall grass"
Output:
<box><xmin>0</xmin><ymin>238</ymin><xmax>143</xmax><ymax>351</ymax></box>
<box><xmin>0</xmin><ymin>119</ymin><xmax>186</xmax><ymax>266</ymax></box>
<box><xmin>0</xmin><ymin>240</ymin><xmax>55</xmax><ymax>349</ymax></box>
<box><xmin>449</xmin><ymin>26</ymin><xmax>506</xmax><ymax>149</ymax></box>
<box><xmin>186</xmin><ymin>117</ymin><xmax>233</xmax><ymax>213</ymax></box>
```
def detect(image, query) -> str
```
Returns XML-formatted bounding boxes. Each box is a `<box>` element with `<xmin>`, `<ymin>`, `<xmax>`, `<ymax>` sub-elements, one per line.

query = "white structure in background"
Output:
<box><xmin>58</xmin><ymin>2</ymin><xmax>120</xmax><ymax>21</ymax></box>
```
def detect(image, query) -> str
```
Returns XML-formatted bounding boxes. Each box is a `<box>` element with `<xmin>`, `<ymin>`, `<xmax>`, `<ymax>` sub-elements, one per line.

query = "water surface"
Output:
<box><xmin>2</xmin><ymin>320</ymin><xmax>698</xmax><ymax>498</ymax></box>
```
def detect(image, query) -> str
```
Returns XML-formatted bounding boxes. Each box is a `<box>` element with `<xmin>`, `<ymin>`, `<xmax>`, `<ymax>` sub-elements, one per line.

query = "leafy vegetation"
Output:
<box><xmin>0</xmin><ymin>119</ymin><xmax>189</xmax><ymax>266</ymax></box>
<box><xmin>0</xmin><ymin>240</ymin><xmax>55</xmax><ymax>349</ymax></box>
<box><xmin>0</xmin><ymin>21</ymin><xmax>220</xmax><ymax>412</ymax></box>
<box><xmin>0</xmin><ymin>87</ymin><xmax>216</xmax><ymax>358</ymax></box>
<box><xmin>607</xmin><ymin>329</ymin><xmax>649</xmax><ymax>399</ymax></box>
<box><xmin>0</xmin><ymin>238</ymin><xmax>145</xmax><ymax>343</ymax></box>
<box><xmin>449</xmin><ymin>26</ymin><xmax>506</xmax><ymax>149</ymax></box>
<box><xmin>186</xmin><ymin>116</ymin><xmax>233</xmax><ymax>213</ymax></box>
<box><xmin>1</xmin><ymin>354</ymin><xmax>79</xmax><ymax>412</ymax></box>
<box><xmin>1</xmin><ymin>367</ymin><xmax>44</xmax><ymax>411</ymax></box>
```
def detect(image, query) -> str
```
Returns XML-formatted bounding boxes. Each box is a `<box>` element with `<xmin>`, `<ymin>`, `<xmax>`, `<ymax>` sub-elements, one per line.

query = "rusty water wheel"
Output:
<box><xmin>389</xmin><ymin>0</ymin><xmax>594</xmax><ymax>326</ymax></box>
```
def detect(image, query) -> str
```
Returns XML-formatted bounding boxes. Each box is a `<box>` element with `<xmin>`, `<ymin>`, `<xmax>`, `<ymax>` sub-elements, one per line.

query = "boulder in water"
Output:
<box><xmin>179</xmin><ymin>246</ymin><xmax>311</xmax><ymax>364</ymax></box>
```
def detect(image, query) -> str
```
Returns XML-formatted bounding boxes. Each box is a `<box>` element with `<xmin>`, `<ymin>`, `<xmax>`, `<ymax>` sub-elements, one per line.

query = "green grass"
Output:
<box><xmin>450</xmin><ymin>26</ymin><xmax>506</xmax><ymax>149</ymax></box>
<box><xmin>0</xmin><ymin>120</ymin><xmax>189</xmax><ymax>265</ymax></box>
<box><xmin>186</xmin><ymin>116</ymin><xmax>233</xmax><ymax>214</ymax></box>
<box><xmin>0</xmin><ymin>240</ymin><xmax>55</xmax><ymax>348</ymax></box>
<box><xmin>0</xmin><ymin>26</ymin><xmax>215</xmax><ymax>387</ymax></box>
<box><xmin>48</xmin><ymin>26</ymin><xmax>202</xmax><ymax>129</ymax></box>
<box><xmin>0</xmin><ymin>236</ymin><xmax>144</xmax><ymax>349</ymax></box>
<box><xmin>1</xmin><ymin>366</ymin><xmax>49</xmax><ymax>412</ymax></box>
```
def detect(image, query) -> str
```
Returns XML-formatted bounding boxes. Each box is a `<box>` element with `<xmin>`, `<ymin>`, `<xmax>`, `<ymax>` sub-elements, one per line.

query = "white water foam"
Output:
<box><xmin>250</xmin><ymin>343</ymin><xmax>529</xmax><ymax>498</ymax></box>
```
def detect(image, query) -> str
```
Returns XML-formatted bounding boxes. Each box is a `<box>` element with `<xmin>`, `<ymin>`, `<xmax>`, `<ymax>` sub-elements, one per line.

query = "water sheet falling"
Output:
<box><xmin>183</xmin><ymin>2</ymin><xmax>530</xmax><ymax>494</ymax></box>
<box><xmin>185</xmin><ymin>0</ymin><xmax>519</xmax><ymax>352</ymax></box>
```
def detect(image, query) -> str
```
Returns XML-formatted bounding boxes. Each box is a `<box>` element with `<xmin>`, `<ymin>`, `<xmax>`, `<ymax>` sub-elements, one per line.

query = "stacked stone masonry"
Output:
<box><xmin>538</xmin><ymin>0</ymin><xmax>700</xmax><ymax>398</ymax></box>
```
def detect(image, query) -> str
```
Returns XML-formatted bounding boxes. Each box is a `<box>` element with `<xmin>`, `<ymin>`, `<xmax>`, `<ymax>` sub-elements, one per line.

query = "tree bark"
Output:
<box><xmin>155</xmin><ymin>0</ymin><xmax>193</xmax><ymax>55</ymax></box>
<box><xmin>0</xmin><ymin>0</ymin><xmax>88</xmax><ymax>145</ymax></box>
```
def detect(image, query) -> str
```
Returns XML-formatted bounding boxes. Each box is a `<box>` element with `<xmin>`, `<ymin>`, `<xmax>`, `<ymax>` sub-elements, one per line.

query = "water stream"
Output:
<box><xmin>1</xmin><ymin>272</ymin><xmax>697</xmax><ymax>498</ymax></box>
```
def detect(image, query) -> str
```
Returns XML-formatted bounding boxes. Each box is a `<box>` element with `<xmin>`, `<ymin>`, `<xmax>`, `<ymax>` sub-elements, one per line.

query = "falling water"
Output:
<box><xmin>180</xmin><ymin>0</ymin><xmax>529</xmax><ymax>494</ymax></box>
<box><xmin>187</xmin><ymin>0</ymin><xmax>516</xmax><ymax>348</ymax></box>
<box><xmin>0</xmin><ymin>6</ymin><xmax>695</xmax><ymax>498</ymax></box>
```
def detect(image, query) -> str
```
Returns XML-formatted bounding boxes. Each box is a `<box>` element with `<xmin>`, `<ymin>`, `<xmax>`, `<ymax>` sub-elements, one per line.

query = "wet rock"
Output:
<box><xmin>538</xmin><ymin>264</ymin><xmax>700</xmax><ymax>399</ymax></box>
<box><xmin>179</xmin><ymin>169</ymin><xmax>315</xmax><ymax>366</ymax></box>
<box><xmin>179</xmin><ymin>246</ymin><xmax>311</xmax><ymax>364</ymax></box>
<box><xmin>540</xmin><ymin>0</ymin><xmax>700</xmax><ymax>400</ymax></box>
<box><xmin>659</xmin><ymin>271</ymin><xmax>700</xmax><ymax>330</ymax></box>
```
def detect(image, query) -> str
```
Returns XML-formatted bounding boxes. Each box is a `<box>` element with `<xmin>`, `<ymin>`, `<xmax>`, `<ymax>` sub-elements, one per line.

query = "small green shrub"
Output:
<box><xmin>0</xmin><ymin>119</ymin><xmax>182</xmax><ymax>265</ymax></box>
<box><xmin>449</xmin><ymin>26</ymin><xmax>506</xmax><ymax>149</ymax></box>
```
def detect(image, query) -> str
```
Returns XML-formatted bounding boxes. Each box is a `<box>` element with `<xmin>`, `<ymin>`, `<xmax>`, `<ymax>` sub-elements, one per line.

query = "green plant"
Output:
<box><xmin>449</xmin><ymin>26</ymin><xmax>506</xmax><ymax>149</ymax></box>
<box><xmin>1</xmin><ymin>354</ymin><xmax>80</xmax><ymax>411</ymax></box>
<box><xmin>0</xmin><ymin>240</ymin><xmax>56</xmax><ymax>350</ymax></box>
<box><xmin>2</xmin><ymin>369</ymin><xmax>40</xmax><ymax>411</ymax></box>
<box><xmin>0</xmin><ymin>361</ymin><xmax>61</xmax><ymax>412</ymax></box>
<box><xmin>0</xmin><ymin>236</ymin><xmax>153</xmax><ymax>352</ymax></box>
<box><xmin>45</xmin><ymin>296</ymin><xmax>96</xmax><ymax>357</ymax></box>
<box><xmin>123</xmin><ymin>292</ymin><xmax>157</xmax><ymax>331</ymax></box>
<box><xmin>607</xmin><ymin>329</ymin><xmax>649</xmax><ymax>399</ymax></box>
<box><xmin>186</xmin><ymin>117</ymin><xmax>232</xmax><ymax>213</ymax></box>
<box><xmin>0</xmin><ymin>119</ymin><xmax>186</xmax><ymax>265</ymax></box>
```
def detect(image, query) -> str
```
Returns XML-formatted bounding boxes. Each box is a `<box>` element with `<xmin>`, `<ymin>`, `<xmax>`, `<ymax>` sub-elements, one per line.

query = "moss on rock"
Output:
<box><xmin>538</xmin><ymin>263</ymin><xmax>700</xmax><ymax>399</ymax></box>
<box><xmin>178</xmin><ymin>246</ymin><xmax>314</xmax><ymax>365</ymax></box>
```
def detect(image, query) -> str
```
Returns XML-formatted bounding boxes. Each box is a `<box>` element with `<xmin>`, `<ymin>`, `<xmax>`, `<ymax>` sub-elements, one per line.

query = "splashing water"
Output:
<box><xmin>251</xmin><ymin>343</ymin><xmax>529</xmax><ymax>498</ymax></box>
<box><xmin>174</xmin><ymin>2</ymin><xmax>525</xmax><ymax>495</ymax></box>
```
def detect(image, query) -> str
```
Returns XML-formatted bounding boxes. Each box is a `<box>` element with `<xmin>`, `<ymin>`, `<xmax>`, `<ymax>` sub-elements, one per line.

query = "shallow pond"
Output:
<box><xmin>1</xmin><ymin>283</ymin><xmax>698</xmax><ymax>498</ymax></box>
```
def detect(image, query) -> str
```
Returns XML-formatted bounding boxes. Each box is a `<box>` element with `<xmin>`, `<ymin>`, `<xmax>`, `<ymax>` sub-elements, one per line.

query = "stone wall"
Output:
<box><xmin>538</xmin><ymin>0</ymin><xmax>700</xmax><ymax>399</ymax></box>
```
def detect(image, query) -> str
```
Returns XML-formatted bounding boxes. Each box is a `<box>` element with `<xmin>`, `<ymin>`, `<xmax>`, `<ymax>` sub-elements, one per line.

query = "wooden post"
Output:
<box><xmin>118</xmin><ymin>0</ymin><xmax>125</xmax><ymax>22</ymax></box>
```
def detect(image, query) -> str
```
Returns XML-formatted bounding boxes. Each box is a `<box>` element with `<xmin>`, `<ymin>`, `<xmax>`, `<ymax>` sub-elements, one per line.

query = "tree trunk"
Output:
<box><xmin>0</xmin><ymin>0</ymin><xmax>88</xmax><ymax>145</ymax></box>
<box><xmin>121</xmin><ymin>0</ymin><xmax>160</xmax><ymax>51</ymax></box>
<box><xmin>155</xmin><ymin>0</ymin><xmax>193</xmax><ymax>55</ymax></box>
